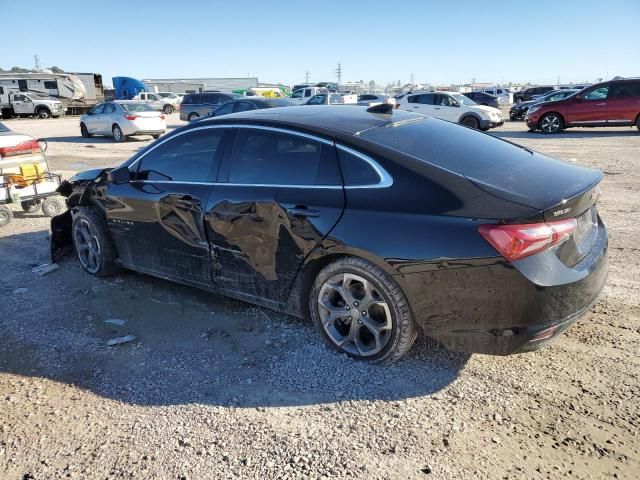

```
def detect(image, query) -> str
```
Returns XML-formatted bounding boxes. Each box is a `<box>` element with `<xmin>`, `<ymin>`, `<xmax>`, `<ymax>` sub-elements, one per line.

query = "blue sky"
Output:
<box><xmin>1</xmin><ymin>0</ymin><xmax>639</xmax><ymax>87</ymax></box>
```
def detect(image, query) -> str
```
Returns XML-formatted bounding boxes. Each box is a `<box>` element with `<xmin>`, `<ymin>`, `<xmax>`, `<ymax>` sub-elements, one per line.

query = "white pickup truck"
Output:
<box><xmin>289</xmin><ymin>86</ymin><xmax>329</xmax><ymax>105</ymax></box>
<box><xmin>0</xmin><ymin>90</ymin><xmax>65</xmax><ymax>119</ymax></box>
<box><xmin>131</xmin><ymin>92</ymin><xmax>177</xmax><ymax>114</ymax></box>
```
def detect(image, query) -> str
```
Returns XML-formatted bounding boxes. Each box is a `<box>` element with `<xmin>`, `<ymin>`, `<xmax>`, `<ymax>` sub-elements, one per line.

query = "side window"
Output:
<box><xmin>227</xmin><ymin>129</ymin><xmax>340</xmax><ymax>186</ymax></box>
<box><xmin>148</xmin><ymin>94</ymin><xmax>159</xmax><ymax>101</ymax></box>
<box><xmin>90</xmin><ymin>104</ymin><xmax>105</xmax><ymax>115</ymax></box>
<box><xmin>608</xmin><ymin>83</ymin><xmax>640</xmax><ymax>99</ymax></box>
<box><xmin>233</xmin><ymin>101</ymin><xmax>254</xmax><ymax>113</ymax></box>
<box><xmin>407</xmin><ymin>95</ymin><xmax>419</xmax><ymax>104</ymax></box>
<box><xmin>307</xmin><ymin>95</ymin><xmax>325</xmax><ymax>105</ymax></box>
<box><xmin>338</xmin><ymin>148</ymin><xmax>381</xmax><ymax>187</ymax></box>
<box><xmin>0</xmin><ymin>87</ymin><xmax>4</xmax><ymax>95</ymax></box>
<box><xmin>136</xmin><ymin>129</ymin><xmax>223</xmax><ymax>182</ymax></box>
<box><xmin>304</xmin><ymin>89</ymin><xmax>312</xmax><ymax>97</ymax></box>
<box><xmin>44</xmin><ymin>81</ymin><xmax>57</xmax><ymax>89</ymax></box>
<box><xmin>291</xmin><ymin>90</ymin><xmax>303</xmax><ymax>99</ymax></box>
<box><xmin>583</xmin><ymin>86</ymin><xmax>609</xmax><ymax>101</ymax></box>
<box><xmin>435</xmin><ymin>94</ymin><xmax>453</xmax><ymax>106</ymax></box>
<box><xmin>103</xmin><ymin>103</ymin><xmax>116</xmax><ymax>114</ymax></box>
<box><xmin>215</xmin><ymin>102</ymin><xmax>234</xmax><ymax>115</ymax></box>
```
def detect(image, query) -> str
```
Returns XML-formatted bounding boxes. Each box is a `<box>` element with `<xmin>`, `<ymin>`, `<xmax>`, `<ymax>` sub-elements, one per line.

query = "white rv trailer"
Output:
<box><xmin>0</xmin><ymin>73</ymin><xmax>103</xmax><ymax>115</ymax></box>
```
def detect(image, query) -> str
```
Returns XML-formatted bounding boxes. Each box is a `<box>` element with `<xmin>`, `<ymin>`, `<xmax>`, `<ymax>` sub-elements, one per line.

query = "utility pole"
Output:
<box><xmin>33</xmin><ymin>55</ymin><xmax>40</xmax><ymax>70</ymax></box>
<box><xmin>335</xmin><ymin>63</ymin><xmax>342</xmax><ymax>88</ymax></box>
<box><xmin>410</xmin><ymin>73</ymin><xmax>414</xmax><ymax>86</ymax></box>
<box><xmin>305</xmin><ymin>71</ymin><xmax>311</xmax><ymax>83</ymax></box>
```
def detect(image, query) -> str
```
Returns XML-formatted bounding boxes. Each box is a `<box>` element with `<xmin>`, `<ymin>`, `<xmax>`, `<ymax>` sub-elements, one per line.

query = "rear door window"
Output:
<box><xmin>608</xmin><ymin>82</ymin><xmax>640</xmax><ymax>98</ymax></box>
<box><xmin>135</xmin><ymin>129</ymin><xmax>224</xmax><ymax>182</ymax></box>
<box><xmin>225</xmin><ymin>129</ymin><xmax>340</xmax><ymax>186</ymax></box>
<box><xmin>182</xmin><ymin>94</ymin><xmax>200</xmax><ymax>104</ymax></box>
<box><xmin>103</xmin><ymin>103</ymin><xmax>116</xmax><ymax>114</ymax></box>
<box><xmin>233</xmin><ymin>101</ymin><xmax>255</xmax><ymax>112</ymax></box>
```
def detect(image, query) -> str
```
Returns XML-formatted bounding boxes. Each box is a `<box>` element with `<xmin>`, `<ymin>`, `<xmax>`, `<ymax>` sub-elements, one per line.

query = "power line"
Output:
<box><xmin>305</xmin><ymin>71</ymin><xmax>310</xmax><ymax>83</ymax></box>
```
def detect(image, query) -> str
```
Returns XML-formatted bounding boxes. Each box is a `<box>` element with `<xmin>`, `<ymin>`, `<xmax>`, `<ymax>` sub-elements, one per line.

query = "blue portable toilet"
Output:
<box><xmin>112</xmin><ymin>77</ymin><xmax>148</xmax><ymax>100</ymax></box>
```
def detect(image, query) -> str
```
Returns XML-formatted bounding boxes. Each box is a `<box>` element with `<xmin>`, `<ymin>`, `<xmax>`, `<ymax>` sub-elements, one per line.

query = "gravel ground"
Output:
<box><xmin>1</xmin><ymin>114</ymin><xmax>639</xmax><ymax>479</ymax></box>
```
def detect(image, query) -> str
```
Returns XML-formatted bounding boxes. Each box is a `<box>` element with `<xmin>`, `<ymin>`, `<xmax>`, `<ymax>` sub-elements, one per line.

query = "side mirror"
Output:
<box><xmin>108</xmin><ymin>165</ymin><xmax>131</xmax><ymax>185</ymax></box>
<box><xmin>452</xmin><ymin>101</ymin><xmax>460</xmax><ymax>107</ymax></box>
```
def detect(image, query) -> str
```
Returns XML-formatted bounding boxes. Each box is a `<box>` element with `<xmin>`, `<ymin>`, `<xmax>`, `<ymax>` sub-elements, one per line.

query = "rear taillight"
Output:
<box><xmin>124</xmin><ymin>114</ymin><xmax>137</xmax><ymax>120</ymax></box>
<box><xmin>0</xmin><ymin>139</ymin><xmax>40</xmax><ymax>158</ymax></box>
<box><xmin>478</xmin><ymin>218</ymin><xmax>577</xmax><ymax>262</ymax></box>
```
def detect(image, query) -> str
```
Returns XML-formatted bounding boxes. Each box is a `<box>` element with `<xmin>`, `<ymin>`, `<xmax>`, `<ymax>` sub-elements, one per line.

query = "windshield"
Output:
<box><xmin>121</xmin><ymin>103</ymin><xmax>155</xmax><ymax>112</ymax></box>
<box><xmin>451</xmin><ymin>92</ymin><xmax>476</xmax><ymax>106</ymax></box>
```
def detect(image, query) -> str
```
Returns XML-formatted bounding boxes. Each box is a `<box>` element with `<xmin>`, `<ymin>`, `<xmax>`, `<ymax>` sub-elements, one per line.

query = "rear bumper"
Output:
<box><xmin>402</xmin><ymin>220</ymin><xmax>608</xmax><ymax>355</ymax></box>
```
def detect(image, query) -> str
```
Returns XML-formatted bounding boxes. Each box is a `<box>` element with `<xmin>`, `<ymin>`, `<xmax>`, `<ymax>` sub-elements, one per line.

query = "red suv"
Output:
<box><xmin>525</xmin><ymin>78</ymin><xmax>640</xmax><ymax>134</ymax></box>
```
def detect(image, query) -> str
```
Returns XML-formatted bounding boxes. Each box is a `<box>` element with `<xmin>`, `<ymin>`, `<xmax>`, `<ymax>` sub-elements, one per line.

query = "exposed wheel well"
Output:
<box><xmin>36</xmin><ymin>106</ymin><xmax>51</xmax><ymax>113</ymax></box>
<box><xmin>634</xmin><ymin>112</ymin><xmax>640</xmax><ymax>126</ymax></box>
<box><xmin>294</xmin><ymin>253</ymin><xmax>349</xmax><ymax>319</ymax></box>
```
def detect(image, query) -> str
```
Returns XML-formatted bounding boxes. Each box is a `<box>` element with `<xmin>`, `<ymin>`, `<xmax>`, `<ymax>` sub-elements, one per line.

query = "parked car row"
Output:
<box><xmin>524</xmin><ymin>78</ymin><xmax>640</xmax><ymax>133</ymax></box>
<box><xmin>509</xmin><ymin>89</ymin><xmax>580</xmax><ymax>120</ymax></box>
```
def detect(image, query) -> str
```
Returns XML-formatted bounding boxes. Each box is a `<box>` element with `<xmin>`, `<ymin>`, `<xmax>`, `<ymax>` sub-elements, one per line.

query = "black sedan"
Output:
<box><xmin>202</xmin><ymin>97</ymin><xmax>295</xmax><ymax>119</ymax></box>
<box><xmin>461</xmin><ymin>91</ymin><xmax>500</xmax><ymax>109</ymax></box>
<box><xmin>509</xmin><ymin>89</ymin><xmax>580</xmax><ymax>120</ymax></box>
<box><xmin>51</xmin><ymin>106</ymin><xmax>608</xmax><ymax>363</ymax></box>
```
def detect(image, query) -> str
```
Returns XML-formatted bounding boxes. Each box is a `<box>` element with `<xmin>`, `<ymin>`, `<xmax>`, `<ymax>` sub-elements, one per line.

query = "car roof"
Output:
<box><xmin>195</xmin><ymin>105</ymin><xmax>422</xmax><ymax>136</ymax></box>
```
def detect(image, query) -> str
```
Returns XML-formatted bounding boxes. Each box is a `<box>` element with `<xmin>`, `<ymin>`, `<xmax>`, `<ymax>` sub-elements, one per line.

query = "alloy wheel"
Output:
<box><xmin>317</xmin><ymin>273</ymin><xmax>393</xmax><ymax>357</ymax></box>
<box><xmin>74</xmin><ymin>218</ymin><xmax>102</xmax><ymax>274</ymax></box>
<box><xmin>113</xmin><ymin>126</ymin><xmax>122</xmax><ymax>141</ymax></box>
<box><xmin>540</xmin><ymin>114</ymin><xmax>560</xmax><ymax>133</ymax></box>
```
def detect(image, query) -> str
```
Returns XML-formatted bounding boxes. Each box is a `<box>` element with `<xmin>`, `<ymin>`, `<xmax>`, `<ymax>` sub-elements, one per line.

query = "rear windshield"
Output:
<box><xmin>360</xmin><ymin>118</ymin><xmax>533</xmax><ymax>177</ymax></box>
<box><xmin>121</xmin><ymin>103</ymin><xmax>155</xmax><ymax>112</ymax></box>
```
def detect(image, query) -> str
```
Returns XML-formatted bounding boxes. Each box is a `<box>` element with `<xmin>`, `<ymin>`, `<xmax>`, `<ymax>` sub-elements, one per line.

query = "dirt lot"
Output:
<box><xmin>1</xmin><ymin>114</ymin><xmax>638</xmax><ymax>479</ymax></box>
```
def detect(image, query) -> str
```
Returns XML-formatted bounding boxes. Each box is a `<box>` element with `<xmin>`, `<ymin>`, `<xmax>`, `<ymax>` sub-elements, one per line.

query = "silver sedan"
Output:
<box><xmin>80</xmin><ymin>102</ymin><xmax>167</xmax><ymax>142</ymax></box>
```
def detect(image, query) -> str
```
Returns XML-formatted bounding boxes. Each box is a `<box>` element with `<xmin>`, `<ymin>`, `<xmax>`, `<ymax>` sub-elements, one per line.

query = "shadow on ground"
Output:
<box><xmin>0</xmin><ymin>230</ymin><xmax>469</xmax><ymax>408</ymax></box>
<box><xmin>491</xmin><ymin>128</ymin><xmax>638</xmax><ymax>140</ymax></box>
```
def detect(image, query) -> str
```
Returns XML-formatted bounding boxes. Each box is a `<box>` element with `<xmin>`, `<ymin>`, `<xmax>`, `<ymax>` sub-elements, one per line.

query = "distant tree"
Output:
<box><xmin>50</xmin><ymin>66</ymin><xmax>65</xmax><ymax>73</ymax></box>
<box><xmin>11</xmin><ymin>66</ymin><xmax>31</xmax><ymax>73</ymax></box>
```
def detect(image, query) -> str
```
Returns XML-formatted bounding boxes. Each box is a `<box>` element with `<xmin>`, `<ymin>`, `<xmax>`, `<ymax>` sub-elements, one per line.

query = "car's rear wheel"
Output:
<box><xmin>310</xmin><ymin>257</ymin><xmax>417</xmax><ymax>363</ymax></box>
<box><xmin>163</xmin><ymin>105</ymin><xmax>173</xmax><ymax>114</ymax></box>
<box><xmin>0</xmin><ymin>205</ymin><xmax>13</xmax><ymax>227</ymax></box>
<box><xmin>112</xmin><ymin>124</ymin><xmax>127</xmax><ymax>142</ymax></box>
<box><xmin>80</xmin><ymin>123</ymin><xmax>92</xmax><ymax>138</ymax></box>
<box><xmin>72</xmin><ymin>207</ymin><xmax>120</xmax><ymax>277</ymax></box>
<box><xmin>539</xmin><ymin>113</ymin><xmax>564</xmax><ymax>134</ymax></box>
<box><xmin>636</xmin><ymin>116</ymin><xmax>640</xmax><ymax>132</ymax></box>
<box><xmin>21</xmin><ymin>200</ymin><xmax>41</xmax><ymax>213</ymax></box>
<box><xmin>188</xmin><ymin>113</ymin><xmax>199</xmax><ymax>121</ymax></box>
<box><xmin>461</xmin><ymin>116</ymin><xmax>479</xmax><ymax>129</ymax></box>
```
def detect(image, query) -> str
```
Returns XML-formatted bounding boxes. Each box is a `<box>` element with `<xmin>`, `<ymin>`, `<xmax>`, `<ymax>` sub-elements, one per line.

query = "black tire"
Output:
<box><xmin>0</xmin><ymin>205</ymin><xmax>12</xmax><ymax>227</ymax></box>
<box><xmin>80</xmin><ymin>123</ymin><xmax>92</xmax><ymax>138</ymax></box>
<box><xmin>539</xmin><ymin>112</ymin><xmax>564</xmax><ymax>134</ymax></box>
<box><xmin>42</xmin><ymin>197</ymin><xmax>63</xmax><ymax>217</ymax></box>
<box><xmin>71</xmin><ymin>207</ymin><xmax>121</xmax><ymax>277</ymax></box>
<box><xmin>636</xmin><ymin>116</ymin><xmax>640</xmax><ymax>132</ymax></box>
<box><xmin>460</xmin><ymin>116</ymin><xmax>480</xmax><ymax>129</ymax></box>
<box><xmin>310</xmin><ymin>257</ymin><xmax>417</xmax><ymax>364</ymax></box>
<box><xmin>112</xmin><ymin>124</ymin><xmax>127</xmax><ymax>142</ymax></box>
<box><xmin>152</xmin><ymin>134</ymin><xmax>161</xmax><ymax>139</ymax></box>
<box><xmin>188</xmin><ymin>113</ymin><xmax>199</xmax><ymax>122</ymax></box>
<box><xmin>37</xmin><ymin>108</ymin><xmax>51</xmax><ymax>119</ymax></box>
<box><xmin>163</xmin><ymin>105</ymin><xmax>173</xmax><ymax>114</ymax></box>
<box><xmin>21</xmin><ymin>200</ymin><xmax>41</xmax><ymax>213</ymax></box>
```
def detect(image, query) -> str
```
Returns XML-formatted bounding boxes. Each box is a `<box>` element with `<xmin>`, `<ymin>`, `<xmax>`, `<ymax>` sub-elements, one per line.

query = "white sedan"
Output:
<box><xmin>80</xmin><ymin>101</ymin><xmax>167</xmax><ymax>142</ymax></box>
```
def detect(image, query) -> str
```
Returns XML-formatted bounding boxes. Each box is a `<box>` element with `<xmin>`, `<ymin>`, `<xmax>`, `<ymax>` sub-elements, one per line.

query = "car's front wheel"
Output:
<box><xmin>310</xmin><ymin>257</ymin><xmax>417</xmax><ymax>363</ymax></box>
<box><xmin>539</xmin><ymin>113</ymin><xmax>564</xmax><ymax>134</ymax></box>
<box><xmin>163</xmin><ymin>105</ymin><xmax>173</xmax><ymax>114</ymax></box>
<box><xmin>460</xmin><ymin>116</ymin><xmax>480</xmax><ymax>129</ymax></box>
<box><xmin>80</xmin><ymin>123</ymin><xmax>92</xmax><ymax>138</ymax></box>
<box><xmin>72</xmin><ymin>207</ymin><xmax>120</xmax><ymax>277</ymax></box>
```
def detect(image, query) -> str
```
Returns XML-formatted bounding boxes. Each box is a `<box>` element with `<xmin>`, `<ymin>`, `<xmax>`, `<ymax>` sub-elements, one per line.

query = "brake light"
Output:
<box><xmin>124</xmin><ymin>114</ymin><xmax>137</xmax><ymax>120</ymax></box>
<box><xmin>478</xmin><ymin>218</ymin><xmax>577</xmax><ymax>261</ymax></box>
<box><xmin>0</xmin><ymin>139</ymin><xmax>40</xmax><ymax>158</ymax></box>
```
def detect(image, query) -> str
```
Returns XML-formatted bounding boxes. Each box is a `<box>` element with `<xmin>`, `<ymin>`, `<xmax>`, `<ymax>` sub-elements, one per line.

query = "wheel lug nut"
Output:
<box><xmin>362</xmin><ymin>310</ymin><xmax>367</xmax><ymax>316</ymax></box>
<box><xmin>357</xmin><ymin>319</ymin><xmax>363</xmax><ymax>325</ymax></box>
<box><xmin>354</xmin><ymin>301</ymin><xmax>359</xmax><ymax>307</ymax></box>
<box><xmin>345</xmin><ymin>305</ymin><xmax>350</xmax><ymax>310</ymax></box>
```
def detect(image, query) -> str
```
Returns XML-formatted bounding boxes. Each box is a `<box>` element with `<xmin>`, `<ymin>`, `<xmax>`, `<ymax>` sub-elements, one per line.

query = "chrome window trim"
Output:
<box><xmin>336</xmin><ymin>145</ymin><xmax>393</xmax><ymax>189</ymax></box>
<box><xmin>130</xmin><ymin>180</ymin><xmax>214</xmax><ymax>186</ymax></box>
<box><xmin>127</xmin><ymin>123</ymin><xmax>393</xmax><ymax>190</ymax></box>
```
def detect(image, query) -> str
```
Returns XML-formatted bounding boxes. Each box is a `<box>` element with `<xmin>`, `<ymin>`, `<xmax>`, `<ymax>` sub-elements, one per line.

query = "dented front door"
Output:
<box><xmin>105</xmin><ymin>127</ymin><xmax>226</xmax><ymax>286</ymax></box>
